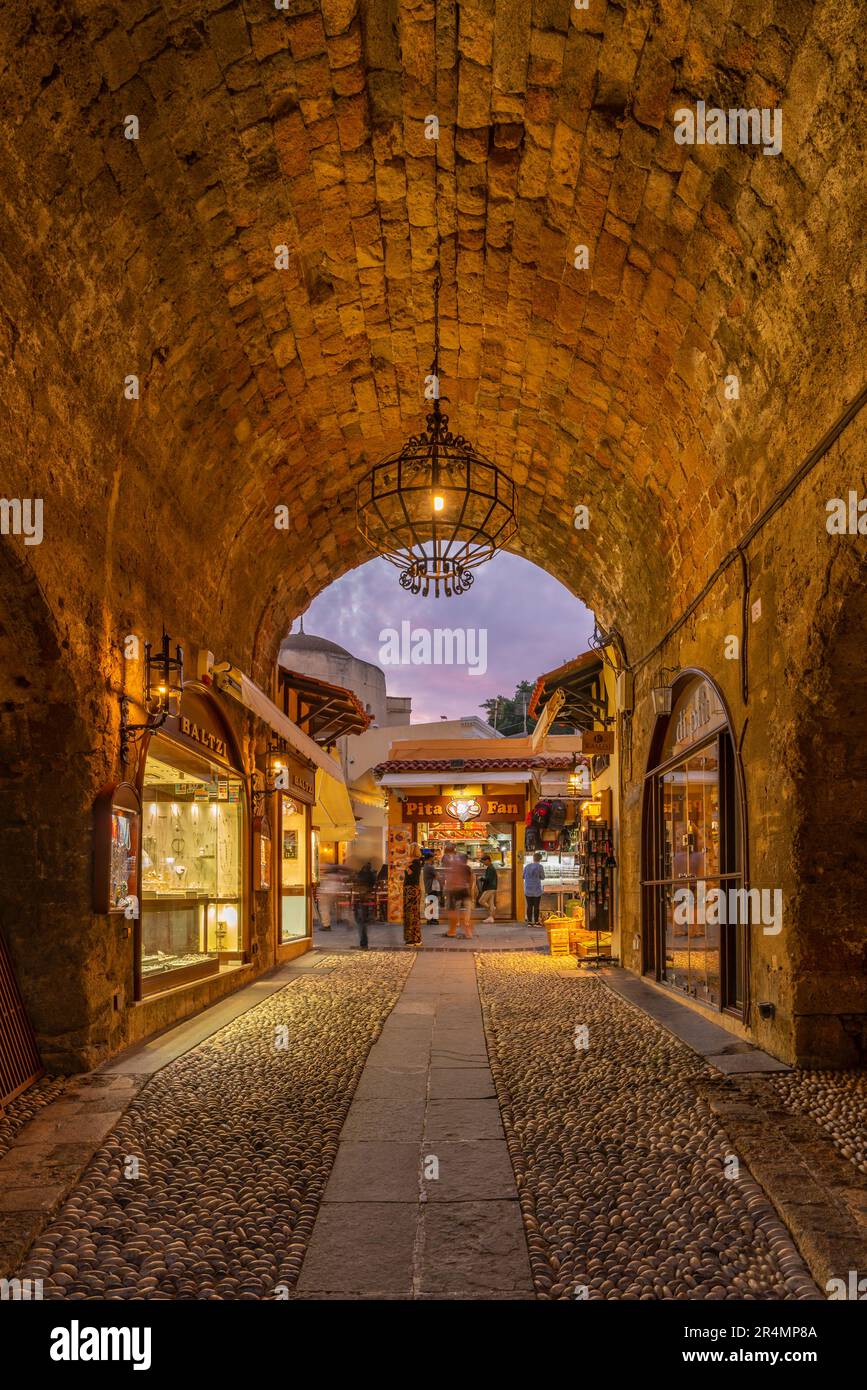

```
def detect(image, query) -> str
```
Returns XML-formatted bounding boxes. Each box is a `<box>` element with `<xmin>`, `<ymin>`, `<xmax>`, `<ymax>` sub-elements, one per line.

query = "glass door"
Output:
<box><xmin>280</xmin><ymin>797</ymin><xmax>309</xmax><ymax>943</ymax></box>
<box><xmin>658</xmin><ymin>745</ymin><xmax>722</xmax><ymax>1006</ymax></box>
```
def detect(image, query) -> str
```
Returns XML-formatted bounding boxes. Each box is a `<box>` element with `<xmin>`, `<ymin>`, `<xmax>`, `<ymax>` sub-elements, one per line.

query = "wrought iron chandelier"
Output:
<box><xmin>356</xmin><ymin>274</ymin><xmax>518</xmax><ymax>597</ymax></box>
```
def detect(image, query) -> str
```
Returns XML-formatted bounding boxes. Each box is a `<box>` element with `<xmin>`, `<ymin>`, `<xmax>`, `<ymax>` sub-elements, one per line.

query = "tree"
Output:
<box><xmin>480</xmin><ymin>680</ymin><xmax>538</xmax><ymax>736</ymax></box>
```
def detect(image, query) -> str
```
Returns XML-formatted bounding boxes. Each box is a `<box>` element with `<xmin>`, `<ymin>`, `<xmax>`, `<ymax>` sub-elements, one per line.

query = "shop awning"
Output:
<box><xmin>278</xmin><ymin>667</ymin><xmax>372</xmax><ymax>742</ymax></box>
<box><xmin>211</xmin><ymin>663</ymin><xmax>342</xmax><ymax>781</ymax></box>
<box><xmin>528</xmin><ymin>648</ymin><xmax>608</xmax><ymax>728</ymax></box>
<box><xmin>315</xmin><ymin>769</ymin><xmax>357</xmax><ymax>842</ymax></box>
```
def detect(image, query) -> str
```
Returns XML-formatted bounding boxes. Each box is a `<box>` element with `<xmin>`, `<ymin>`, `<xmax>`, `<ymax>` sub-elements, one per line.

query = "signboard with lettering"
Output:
<box><xmin>163</xmin><ymin>687</ymin><xmax>241</xmax><ymax>771</ymax></box>
<box><xmin>402</xmin><ymin>795</ymin><xmax>525</xmax><ymax>823</ymax></box>
<box><xmin>663</xmin><ymin>678</ymin><xmax>727</xmax><ymax>760</ymax></box>
<box><xmin>580</xmin><ymin>730</ymin><xmax>614</xmax><ymax>755</ymax></box>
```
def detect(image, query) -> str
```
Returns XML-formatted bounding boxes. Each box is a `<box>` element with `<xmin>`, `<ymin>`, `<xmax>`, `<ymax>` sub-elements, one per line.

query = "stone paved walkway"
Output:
<box><xmin>297</xmin><ymin>952</ymin><xmax>533</xmax><ymax>1299</ymax></box>
<box><xmin>476</xmin><ymin>954</ymin><xmax>820</xmax><ymax>1300</ymax></box>
<box><xmin>6</xmin><ymin>950</ymin><xmax>849</xmax><ymax>1302</ymax></box>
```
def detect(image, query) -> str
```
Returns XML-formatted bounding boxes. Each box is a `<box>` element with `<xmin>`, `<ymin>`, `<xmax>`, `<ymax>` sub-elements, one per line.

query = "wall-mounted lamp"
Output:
<box><xmin>568</xmin><ymin>754</ymin><xmax>583</xmax><ymax>793</ymax></box>
<box><xmin>651</xmin><ymin>666</ymin><xmax>678</xmax><ymax>717</ymax></box>
<box><xmin>120</xmin><ymin>630</ymin><xmax>184</xmax><ymax>765</ymax></box>
<box><xmin>252</xmin><ymin>739</ymin><xmax>290</xmax><ymax>815</ymax></box>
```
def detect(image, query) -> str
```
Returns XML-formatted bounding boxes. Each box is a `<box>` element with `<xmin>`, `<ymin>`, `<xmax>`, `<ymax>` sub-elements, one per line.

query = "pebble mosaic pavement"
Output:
<box><xmin>10</xmin><ymin>951</ymin><xmax>853</xmax><ymax>1301</ymax></box>
<box><xmin>476</xmin><ymin>955</ymin><xmax>821</xmax><ymax>1300</ymax></box>
<box><xmin>769</xmin><ymin>1069</ymin><xmax>867</xmax><ymax>1176</ymax></box>
<box><xmin>15</xmin><ymin>953</ymin><xmax>412</xmax><ymax>1300</ymax></box>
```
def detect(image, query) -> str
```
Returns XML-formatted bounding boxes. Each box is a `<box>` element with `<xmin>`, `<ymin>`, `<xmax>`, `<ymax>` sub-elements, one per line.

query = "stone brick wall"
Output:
<box><xmin>0</xmin><ymin>0</ymin><xmax>863</xmax><ymax>1066</ymax></box>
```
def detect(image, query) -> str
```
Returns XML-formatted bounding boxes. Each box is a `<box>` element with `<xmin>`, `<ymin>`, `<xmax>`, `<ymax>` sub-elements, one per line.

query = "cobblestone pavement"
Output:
<box><xmin>16</xmin><ymin>954</ymin><xmax>412</xmax><ymax>1300</ymax></box>
<box><xmin>769</xmin><ymin>1070</ymin><xmax>867</xmax><ymax>1176</ymax></box>
<box><xmin>476</xmin><ymin>955</ymin><xmax>820</xmax><ymax>1301</ymax></box>
<box><xmin>1</xmin><ymin>1076</ymin><xmax>68</xmax><ymax>1159</ymax></box>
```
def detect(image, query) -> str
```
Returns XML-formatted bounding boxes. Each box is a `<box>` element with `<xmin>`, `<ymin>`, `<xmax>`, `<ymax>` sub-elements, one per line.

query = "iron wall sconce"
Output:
<box><xmin>120</xmin><ymin>630</ymin><xmax>184</xmax><ymax>766</ymax></box>
<box><xmin>251</xmin><ymin>740</ymin><xmax>289</xmax><ymax>815</ymax></box>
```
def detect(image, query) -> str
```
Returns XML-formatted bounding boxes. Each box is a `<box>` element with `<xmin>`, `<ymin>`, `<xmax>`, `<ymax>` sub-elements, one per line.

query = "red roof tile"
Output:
<box><xmin>374</xmin><ymin>754</ymin><xmax>587</xmax><ymax>776</ymax></box>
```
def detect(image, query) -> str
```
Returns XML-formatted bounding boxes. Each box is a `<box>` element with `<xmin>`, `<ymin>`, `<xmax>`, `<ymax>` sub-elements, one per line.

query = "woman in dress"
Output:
<box><xmin>403</xmin><ymin>844</ymin><xmax>423</xmax><ymax>945</ymax></box>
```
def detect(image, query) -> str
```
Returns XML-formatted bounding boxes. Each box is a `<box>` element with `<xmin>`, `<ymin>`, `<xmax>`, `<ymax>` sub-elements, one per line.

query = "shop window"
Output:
<box><xmin>141</xmin><ymin>734</ymin><xmax>245</xmax><ymax>992</ymax></box>
<box><xmin>642</xmin><ymin>676</ymin><xmax>744</xmax><ymax>1014</ymax></box>
<box><xmin>280</xmin><ymin>797</ymin><xmax>309</xmax><ymax>942</ymax></box>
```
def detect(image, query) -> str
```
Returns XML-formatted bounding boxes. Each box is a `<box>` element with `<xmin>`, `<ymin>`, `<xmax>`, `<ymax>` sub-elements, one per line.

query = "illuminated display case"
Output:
<box><xmin>93</xmin><ymin>782</ymin><xmax>141</xmax><ymax>915</ymax></box>
<box><xmin>140</xmin><ymin>732</ymin><xmax>245</xmax><ymax>993</ymax></box>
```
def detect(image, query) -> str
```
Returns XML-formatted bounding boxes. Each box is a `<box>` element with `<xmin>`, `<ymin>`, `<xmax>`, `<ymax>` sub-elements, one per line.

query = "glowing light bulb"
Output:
<box><xmin>432</xmin><ymin>494</ymin><xmax>445</xmax><ymax>512</ymax></box>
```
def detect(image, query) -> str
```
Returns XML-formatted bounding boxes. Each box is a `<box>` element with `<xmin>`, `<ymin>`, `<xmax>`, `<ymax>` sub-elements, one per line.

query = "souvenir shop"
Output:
<box><xmin>527</xmin><ymin>788</ymin><xmax>617</xmax><ymax>948</ymax></box>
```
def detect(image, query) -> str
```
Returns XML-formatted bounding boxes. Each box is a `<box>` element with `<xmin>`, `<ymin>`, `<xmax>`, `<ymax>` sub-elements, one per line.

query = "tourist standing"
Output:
<box><xmin>403</xmin><ymin>844</ymin><xmax>423</xmax><ymax>946</ymax></box>
<box><xmin>523</xmin><ymin>852</ymin><xmax>545</xmax><ymax>925</ymax></box>
<box><xmin>422</xmin><ymin>849</ymin><xmax>443</xmax><ymax>923</ymax></box>
<box><xmin>476</xmin><ymin>854</ymin><xmax>498</xmax><ymax>923</ymax></box>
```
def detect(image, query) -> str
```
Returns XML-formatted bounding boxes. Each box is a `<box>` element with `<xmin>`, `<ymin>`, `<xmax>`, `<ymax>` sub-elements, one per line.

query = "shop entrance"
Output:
<box><xmin>417</xmin><ymin>818</ymin><xmax>516</xmax><ymax>919</ymax></box>
<box><xmin>279</xmin><ymin>795</ymin><xmax>310</xmax><ymax>944</ymax></box>
<box><xmin>641</xmin><ymin>674</ymin><xmax>745</xmax><ymax>1014</ymax></box>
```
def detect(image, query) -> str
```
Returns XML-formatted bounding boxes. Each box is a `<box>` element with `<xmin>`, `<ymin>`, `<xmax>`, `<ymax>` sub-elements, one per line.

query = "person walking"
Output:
<box><xmin>523</xmin><ymin>852</ymin><xmax>545</xmax><ymax>925</ymax></box>
<box><xmin>402</xmin><ymin>844</ymin><xmax>423</xmax><ymax>946</ymax></box>
<box><xmin>317</xmin><ymin>864</ymin><xmax>341</xmax><ymax>930</ymax></box>
<box><xmin>476</xmin><ymin>853</ymin><xmax>498</xmax><ymax>923</ymax></box>
<box><xmin>442</xmin><ymin>844</ymin><xmax>474</xmax><ymax>939</ymax></box>
<box><xmin>353</xmin><ymin>863</ymin><xmax>375</xmax><ymax>949</ymax></box>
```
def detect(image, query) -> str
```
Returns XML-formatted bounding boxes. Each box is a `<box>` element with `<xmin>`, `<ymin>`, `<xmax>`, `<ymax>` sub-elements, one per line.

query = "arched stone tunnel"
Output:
<box><xmin>0</xmin><ymin>0</ymin><xmax>864</xmax><ymax>1071</ymax></box>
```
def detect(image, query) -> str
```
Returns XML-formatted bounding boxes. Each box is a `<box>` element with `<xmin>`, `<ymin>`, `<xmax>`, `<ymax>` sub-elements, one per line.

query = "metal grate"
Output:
<box><xmin>0</xmin><ymin>927</ymin><xmax>42</xmax><ymax>1107</ymax></box>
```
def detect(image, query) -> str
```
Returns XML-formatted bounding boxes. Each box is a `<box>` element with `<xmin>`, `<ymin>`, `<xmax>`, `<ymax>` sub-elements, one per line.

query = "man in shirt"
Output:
<box><xmin>476</xmin><ymin>854</ymin><xmax>499</xmax><ymax>923</ymax></box>
<box><xmin>523</xmin><ymin>852</ymin><xmax>545</xmax><ymax>925</ymax></box>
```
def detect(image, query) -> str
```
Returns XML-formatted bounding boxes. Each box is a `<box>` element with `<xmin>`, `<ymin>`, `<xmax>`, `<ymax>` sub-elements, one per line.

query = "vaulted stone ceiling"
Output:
<box><xmin>0</xmin><ymin>0</ymin><xmax>863</xmax><ymax>678</ymax></box>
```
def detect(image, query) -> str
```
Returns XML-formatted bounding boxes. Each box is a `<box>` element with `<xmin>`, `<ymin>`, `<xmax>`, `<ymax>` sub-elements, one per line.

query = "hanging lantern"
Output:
<box><xmin>651</xmin><ymin>667</ymin><xmax>677</xmax><ymax>716</ymax></box>
<box><xmin>356</xmin><ymin>276</ymin><xmax>518</xmax><ymax>597</ymax></box>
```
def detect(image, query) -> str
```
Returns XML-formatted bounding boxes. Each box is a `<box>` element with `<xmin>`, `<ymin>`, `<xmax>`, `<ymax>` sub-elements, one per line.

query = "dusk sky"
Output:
<box><xmin>301</xmin><ymin>553</ymin><xmax>596</xmax><ymax>723</ymax></box>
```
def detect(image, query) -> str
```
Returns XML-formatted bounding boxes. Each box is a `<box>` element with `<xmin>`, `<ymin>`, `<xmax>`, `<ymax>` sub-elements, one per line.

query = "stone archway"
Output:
<box><xmin>0</xmin><ymin>0</ymin><xmax>862</xmax><ymax>1069</ymax></box>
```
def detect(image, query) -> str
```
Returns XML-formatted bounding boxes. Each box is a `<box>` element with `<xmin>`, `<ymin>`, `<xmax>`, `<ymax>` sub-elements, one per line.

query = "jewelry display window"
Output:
<box><xmin>140</xmin><ymin>733</ymin><xmax>245</xmax><ymax>991</ymax></box>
